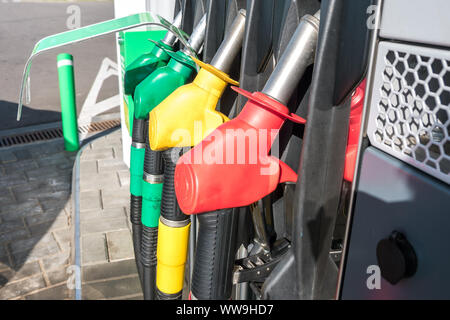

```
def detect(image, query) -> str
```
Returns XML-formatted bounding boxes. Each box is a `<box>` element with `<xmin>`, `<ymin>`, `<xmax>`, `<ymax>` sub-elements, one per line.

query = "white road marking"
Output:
<box><xmin>78</xmin><ymin>57</ymin><xmax>120</xmax><ymax>139</ymax></box>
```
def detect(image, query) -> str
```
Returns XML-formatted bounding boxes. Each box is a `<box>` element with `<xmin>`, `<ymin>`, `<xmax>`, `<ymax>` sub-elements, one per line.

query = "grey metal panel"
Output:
<box><xmin>367</xmin><ymin>41</ymin><xmax>450</xmax><ymax>184</ymax></box>
<box><xmin>380</xmin><ymin>0</ymin><xmax>450</xmax><ymax>48</ymax></box>
<box><xmin>341</xmin><ymin>147</ymin><xmax>450</xmax><ymax>299</ymax></box>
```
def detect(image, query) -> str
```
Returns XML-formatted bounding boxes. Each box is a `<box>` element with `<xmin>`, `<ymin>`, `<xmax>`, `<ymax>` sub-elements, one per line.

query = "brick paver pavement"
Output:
<box><xmin>0</xmin><ymin>129</ymin><xmax>142</xmax><ymax>300</ymax></box>
<box><xmin>0</xmin><ymin>139</ymin><xmax>75</xmax><ymax>300</ymax></box>
<box><xmin>77</xmin><ymin>129</ymin><xmax>142</xmax><ymax>300</ymax></box>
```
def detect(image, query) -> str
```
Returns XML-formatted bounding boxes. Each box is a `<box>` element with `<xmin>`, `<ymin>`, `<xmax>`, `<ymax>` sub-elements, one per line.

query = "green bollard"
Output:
<box><xmin>57</xmin><ymin>53</ymin><xmax>79</xmax><ymax>152</ymax></box>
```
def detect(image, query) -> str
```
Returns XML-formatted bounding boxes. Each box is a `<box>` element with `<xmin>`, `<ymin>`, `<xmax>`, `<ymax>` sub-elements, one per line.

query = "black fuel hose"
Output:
<box><xmin>160</xmin><ymin>148</ymin><xmax>187</xmax><ymax>222</ymax></box>
<box><xmin>140</xmin><ymin>137</ymin><xmax>164</xmax><ymax>300</ymax></box>
<box><xmin>191</xmin><ymin>209</ymin><xmax>237</xmax><ymax>300</ymax></box>
<box><xmin>130</xmin><ymin>116</ymin><xmax>146</xmax><ymax>287</ymax></box>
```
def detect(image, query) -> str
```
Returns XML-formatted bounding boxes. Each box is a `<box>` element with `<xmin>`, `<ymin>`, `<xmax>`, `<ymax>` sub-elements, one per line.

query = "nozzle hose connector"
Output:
<box><xmin>161</xmin><ymin>11</ymin><xmax>183</xmax><ymax>47</ymax></box>
<box><xmin>156</xmin><ymin>218</ymin><xmax>190</xmax><ymax>300</ymax></box>
<box><xmin>210</xmin><ymin>9</ymin><xmax>246</xmax><ymax>73</ymax></box>
<box><xmin>156</xmin><ymin>148</ymin><xmax>190</xmax><ymax>300</ymax></box>
<box><xmin>262</xmin><ymin>11</ymin><xmax>320</xmax><ymax>105</ymax></box>
<box><xmin>191</xmin><ymin>209</ymin><xmax>236</xmax><ymax>300</ymax></box>
<box><xmin>181</xmin><ymin>13</ymin><xmax>207</xmax><ymax>56</ymax></box>
<box><xmin>141</xmin><ymin>138</ymin><xmax>164</xmax><ymax>228</ymax></box>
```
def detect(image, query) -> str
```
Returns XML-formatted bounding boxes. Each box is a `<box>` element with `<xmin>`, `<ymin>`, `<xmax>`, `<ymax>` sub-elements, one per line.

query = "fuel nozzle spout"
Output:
<box><xmin>174</xmin><ymin>11</ymin><xmax>321</xmax><ymax>215</ymax></box>
<box><xmin>262</xmin><ymin>11</ymin><xmax>320</xmax><ymax>104</ymax></box>
<box><xmin>160</xmin><ymin>11</ymin><xmax>183</xmax><ymax>47</ymax></box>
<box><xmin>181</xmin><ymin>13</ymin><xmax>207</xmax><ymax>56</ymax></box>
<box><xmin>210</xmin><ymin>9</ymin><xmax>246</xmax><ymax>73</ymax></box>
<box><xmin>148</xmin><ymin>10</ymin><xmax>246</xmax><ymax>151</ymax></box>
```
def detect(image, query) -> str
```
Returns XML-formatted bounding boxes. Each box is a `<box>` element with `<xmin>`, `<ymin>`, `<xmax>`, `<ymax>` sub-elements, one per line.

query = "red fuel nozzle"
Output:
<box><xmin>174</xmin><ymin>87</ymin><xmax>305</xmax><ymax>214</ymax></box>
<box><xmin>174</xmin><ymin>11</ymin><xmax>321</xmax><ymax>215</ymax></box>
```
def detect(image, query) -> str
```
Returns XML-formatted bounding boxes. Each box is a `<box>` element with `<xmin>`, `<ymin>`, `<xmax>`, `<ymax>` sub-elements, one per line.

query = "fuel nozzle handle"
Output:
<box><xmin>262</xmin><ymin>10</ymin><xmax>320</xmax><ymax>105</ymax></box>
<box><xmin>160</xmin><ymin>11</ymin><xmax>183</xmax><ymax>47</ymax></box>
<box><xmin>210</xmin><ymin>9</ymin><xmax>246</xmax><ymax>73</ymax></box>
<box><xmin>181</xmin><ymin>13</ymin><xmax>207</xmax><ymax>56</ymax></box>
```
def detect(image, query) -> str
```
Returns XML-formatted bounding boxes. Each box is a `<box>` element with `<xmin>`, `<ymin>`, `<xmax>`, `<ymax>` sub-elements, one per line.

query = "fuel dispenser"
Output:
<box><xmin>17</xmin><ymin>0</ymin><xmax>450</xmax><ymax>301</ymax></box>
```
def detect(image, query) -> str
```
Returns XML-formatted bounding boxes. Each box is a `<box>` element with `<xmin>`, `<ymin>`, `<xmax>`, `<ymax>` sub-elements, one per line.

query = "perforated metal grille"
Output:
<box><xmin>368</xmin><ymin>42</ymin><xmax>450</xmax><ymax>184</ymax></box>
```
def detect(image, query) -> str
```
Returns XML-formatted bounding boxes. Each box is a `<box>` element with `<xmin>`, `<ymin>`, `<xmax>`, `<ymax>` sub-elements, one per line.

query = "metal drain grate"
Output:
<box><xmin>77</xmin><ymin>119</ymin><xmax>121</xmax><ymax>135</ymax></box>
<box><xmin>0</xmin><ymin>119</ymin><xmax>120</xmax><ymax>148</ymax></box>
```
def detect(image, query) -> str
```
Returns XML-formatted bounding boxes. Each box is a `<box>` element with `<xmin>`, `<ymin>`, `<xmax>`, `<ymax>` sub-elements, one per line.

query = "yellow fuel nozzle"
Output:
<box><xmin>149</xmin><ymin>57</ymin><xmax>238</xmax><ymax>150</ymax></box>
<box><xmin>148</xmin><ymin>9</ymin><xmax>246</xmax><ymax>150</ymax></box>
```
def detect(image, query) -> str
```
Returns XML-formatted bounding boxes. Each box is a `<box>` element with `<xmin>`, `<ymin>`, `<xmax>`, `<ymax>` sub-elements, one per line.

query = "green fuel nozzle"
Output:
<box><xmin>133</xmin><ymin>13</ymin><xmax>207</xmax><ymax>119</ymax></box>
<box><xmin>123</xmin><ymin>11</ymin><xmax>183</xmax><ymax>96</ymax></box>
